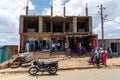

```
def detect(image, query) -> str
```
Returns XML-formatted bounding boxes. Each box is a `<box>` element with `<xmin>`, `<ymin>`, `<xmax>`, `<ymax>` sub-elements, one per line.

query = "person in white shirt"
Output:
<box><xmin>52</xmin><ymin>43</ymin><xmax>55</xmax><ymax>52</ymax></box>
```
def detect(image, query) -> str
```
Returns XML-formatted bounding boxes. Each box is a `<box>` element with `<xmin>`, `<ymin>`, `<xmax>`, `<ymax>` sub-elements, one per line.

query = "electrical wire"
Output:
<box><xmin>105</xmin><ymin>18</ymin><xmax>120</xmax><ymax>24</ymax></box>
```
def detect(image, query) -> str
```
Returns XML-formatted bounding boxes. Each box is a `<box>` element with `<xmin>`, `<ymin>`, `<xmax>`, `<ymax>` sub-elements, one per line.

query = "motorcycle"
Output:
<box><xmin>28</xmin><ymin>60</ymin><xmax>58</xmax><ymax>75</ymax></box>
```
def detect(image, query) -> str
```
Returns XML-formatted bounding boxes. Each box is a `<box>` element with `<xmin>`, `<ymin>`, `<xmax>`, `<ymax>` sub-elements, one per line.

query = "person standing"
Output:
<box><xmin>65</xmin><ymin>41</ymin><xmax>69</xmax><ymax>56</ymax></box>
<box><xmin>89</xmin><ymin>49</ymin><xmax>94</xmax><ymax>64</ymax></box>
<box><xmin>101</xmin><ymin>48</ymin><xmax>107</xmax><ymax>67</ymax></box>
<box><xmin>94</xmin><ymin>47</ymin><xmax>101</xmax><ymax>68</ymax></box>
<box><xmin>82</xmin><ymin>47</ymin><xmax>86</xmax><ymax>56</ymax></box>
<box><xmin>52</xmin><ymin>43</ymin><xmax>55</xmax><ymax>52</ymax></box>
<box><xmin>107</xmin><ymin>47</ymin><xmax>112</xmax><ymax>58</ymax></box>
<box><xmin>77</xmin><ymin>43</ymin><xmax>83</xmax><ymax>56</ymax></box>
<box><xmin>57</xmin><ymin>42</ymin><xmax>60</xmax><ymax>51</ymax></box>
<box><xmin>26</xmin><ymin>42</ymin><xmax>30</xmax><ymax>52</ymax></box>
<box><xmin>66</xmin><ymin>47</ymin><xmax>72</xmax><ymax>58</ymax></box>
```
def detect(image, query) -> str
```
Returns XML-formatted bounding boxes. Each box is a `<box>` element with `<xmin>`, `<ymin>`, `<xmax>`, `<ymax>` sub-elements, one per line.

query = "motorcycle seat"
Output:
<box><xmin>44</xmin><ymin>61</ymin><xmax>58</xmax><ymax>65</ymax></box>
<box><xmin>38</xmin><ymin>61</ymin><xmax>44</xmax><ymax>65</ymax></box>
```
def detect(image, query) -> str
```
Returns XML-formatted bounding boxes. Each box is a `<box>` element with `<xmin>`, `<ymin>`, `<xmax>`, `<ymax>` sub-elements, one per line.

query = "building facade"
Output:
<box><xmin>19</xmin><ymin>15</ymin><xmax>97</xmax><ymax>53</ymax></box>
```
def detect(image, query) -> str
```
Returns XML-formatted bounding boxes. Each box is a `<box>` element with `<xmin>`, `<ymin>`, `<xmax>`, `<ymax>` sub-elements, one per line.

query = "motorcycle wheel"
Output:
<box><xmin>48</xmin><ymin>66</ymin><xmax>57</xmax><ymax>74</ymax></box>
<box><xmin>28</xmin><ymin>67</ymin><xmax>38</xmax><ymax>75</ymax></box>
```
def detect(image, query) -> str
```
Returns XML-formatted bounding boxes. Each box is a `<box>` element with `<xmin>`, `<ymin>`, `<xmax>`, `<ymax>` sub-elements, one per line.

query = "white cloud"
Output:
<box><xmin>0</xmin><ymin>0</ymin><xmax>35</xmax><ymax>46</ymax></box>
<box><xmin>94</xmin><ymin>16</ymin><xmax>120</xmax><ymax>39</ymax></box>
<box><xmin>0</xmin><ymin>33</ymin><xmax>20</xmax><ymax>46</ymax></box>
<box><xmin>42</xmin><ymin>0</ymin><xmax>64</xmax><ymax>16</ymax></box>
<box><xmin>42</xmin><ymin>0</ymin><xmax>120</xmax><ymax>39</ymax></box>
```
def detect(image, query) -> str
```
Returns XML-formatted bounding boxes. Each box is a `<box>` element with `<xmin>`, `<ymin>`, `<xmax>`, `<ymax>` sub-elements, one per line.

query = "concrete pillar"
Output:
<box><xmin>19</xmin><ymin>16</ymin><xmax>24</xmax><ymax>33</ymax></box>
<box><xmin>51</xmin><ymin>6</ymin><xmax>53</xmax><ymax>17</ymax></box>
<box><xmin>51</xmin><ymin>1</ymin><xmax>53</xmax><ymax>17</ymax></box>
<box><xmin>26</xmin><ymin>6</ymin><xmax>28</xmax><ymax>15</ymax></box>
<box><xmin>63</xmin><ymin>2</ymin><xmax>66</xmax><ymax>17</ymax></box>
<box><xmin>73</xmin><ymin>17</ymin><xmax>77</xmax><ymax>32</ymax></box>
<box><xmin>86</xmin><ymin>3</ymin><xmax>88</xmax><ymax>16</ymax></box>
<box><xmin>63</xmin><ymin>20</ymin><xmax>65</xmax><ymax>32</ymax></box>
<box><xmin>39</xmin><ymin>17</ymin><xmax>43</xmax><ymax>33</ymax></box>
<box><xmin>20</xmin><ymin>34</ymin><xmax>24</xmax><ymax>52</ymax></box>
<box><xmin>51</xmin><ymin>19</ymin><xmax>53</xmax><ymax>32</ymax></box>
<box><xmin>89</xmin><ymin>17</ymin><xmax>92</xmax><ymax>32</ymax></box>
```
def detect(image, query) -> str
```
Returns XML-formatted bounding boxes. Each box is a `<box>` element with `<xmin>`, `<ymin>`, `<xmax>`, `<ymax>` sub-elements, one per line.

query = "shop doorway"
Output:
<box><xmin>111</xmin><ymin>43</ymin><xmax>117</xmax><ymax>52</ymax></box>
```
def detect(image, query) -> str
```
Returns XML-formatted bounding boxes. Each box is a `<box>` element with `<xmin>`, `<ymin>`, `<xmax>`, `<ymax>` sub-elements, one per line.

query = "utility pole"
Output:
<box><xmin>98</xmin><ymin>4</ymin><xmax>105</xmax><ymax>49</ymax></box>
<box><xmin>50</xmin><ymin>0</ymin><xmax>53</xmax><ymax>57</ymax></box>
<box><xmin>101</xmin><ymin>4</ymin><xmax>104</xmax><ymax>49</ymax></box>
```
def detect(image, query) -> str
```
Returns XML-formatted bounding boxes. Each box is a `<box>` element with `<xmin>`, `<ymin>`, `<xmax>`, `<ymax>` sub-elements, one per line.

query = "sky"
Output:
<box><xmin>0</xmin><ymin>0</ymin><xmax>120</xmax><ymax>46</ymax></box>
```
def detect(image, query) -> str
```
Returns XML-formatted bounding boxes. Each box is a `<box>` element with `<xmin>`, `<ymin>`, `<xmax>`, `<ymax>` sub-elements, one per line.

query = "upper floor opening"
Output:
<box><xmin>23</xmin><ymin>16</ymin><xmax>39</xmax><ymax>33</ymax></box>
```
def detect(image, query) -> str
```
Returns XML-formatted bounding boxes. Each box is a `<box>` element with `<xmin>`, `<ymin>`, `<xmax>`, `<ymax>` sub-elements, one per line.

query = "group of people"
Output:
<box><xmin>65</xmin><ymin>42</ymin><xmax>86</xmax><ymax>57</ymax></box>
<box><xmin>76</xmin><ymin>43</ymin><xmax>86</xmax><ymax>56</ymax></box>
<box><xmin>88</xmin><ymin>47</ymin><xmax>112</xmax><ymax>68</ymax></box>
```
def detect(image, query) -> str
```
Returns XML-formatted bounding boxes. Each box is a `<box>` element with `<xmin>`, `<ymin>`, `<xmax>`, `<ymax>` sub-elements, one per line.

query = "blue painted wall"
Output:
<box><xmin>0</xmin><ymin>46</ymin><xmax>9</xmax><ymax>63</ymax></box>
<box><xmin>0</xmin><ymin>45</ymin><xmax>18</xmax><ymax>63</ymax></box>
<box><xmin>2</xmin><ymin>47</ymin><xmax>9</xmax><ymax>62</ymax></box>
<box><xmin>0</xmin><ymin>48</ymin><xmax>3</xmax><ymax>63</ymax></box>
<box><xmin>98</xmin><ymin>39</ymin><xmax>120</xmax><ymax>55</ymax></box>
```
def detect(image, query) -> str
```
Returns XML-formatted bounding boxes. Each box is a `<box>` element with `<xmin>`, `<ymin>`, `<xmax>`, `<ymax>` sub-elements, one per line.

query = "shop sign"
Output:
<box><xmin>26</xmin><ymin>35</ymin><xmax>50</xmax><ymax>40</ymax></box>
<box><xmin>52</xmin><ymin>33</ymin><xmax>63</xmax><ymax>36</ymax></box>
<box><xmin>66</xmin><ymin>35</ymin><xmax>88</xmax><ymax>37</ymax></box>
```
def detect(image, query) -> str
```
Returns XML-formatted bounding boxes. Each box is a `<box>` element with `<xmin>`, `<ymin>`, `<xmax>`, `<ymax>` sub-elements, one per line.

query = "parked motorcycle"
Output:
<box><xmin>28</xmin><ymin>60</ymin><xmax>58</xmax><ymax>75</ymax></box>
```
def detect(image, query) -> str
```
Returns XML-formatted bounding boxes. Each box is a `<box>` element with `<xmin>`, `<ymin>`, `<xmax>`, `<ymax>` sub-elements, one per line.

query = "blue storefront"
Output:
<box><xmin>98</xmin><ymin>39</ymin><xmax>120</xmax><ymax>56</ymax></box>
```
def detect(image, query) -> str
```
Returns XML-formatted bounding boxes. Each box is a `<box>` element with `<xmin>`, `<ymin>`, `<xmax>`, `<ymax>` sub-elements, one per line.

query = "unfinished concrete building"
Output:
<box><xmin>19</xmin><ymin>3</ymin><xmax>97</xmax><ymax>53</ymax></box>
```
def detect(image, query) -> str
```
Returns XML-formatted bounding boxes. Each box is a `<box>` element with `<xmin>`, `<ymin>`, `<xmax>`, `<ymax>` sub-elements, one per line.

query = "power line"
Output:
<box><xmin>105</xmin><ymin>18</ymin><xmax>120</xmax><ymax>24</ymax></box>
